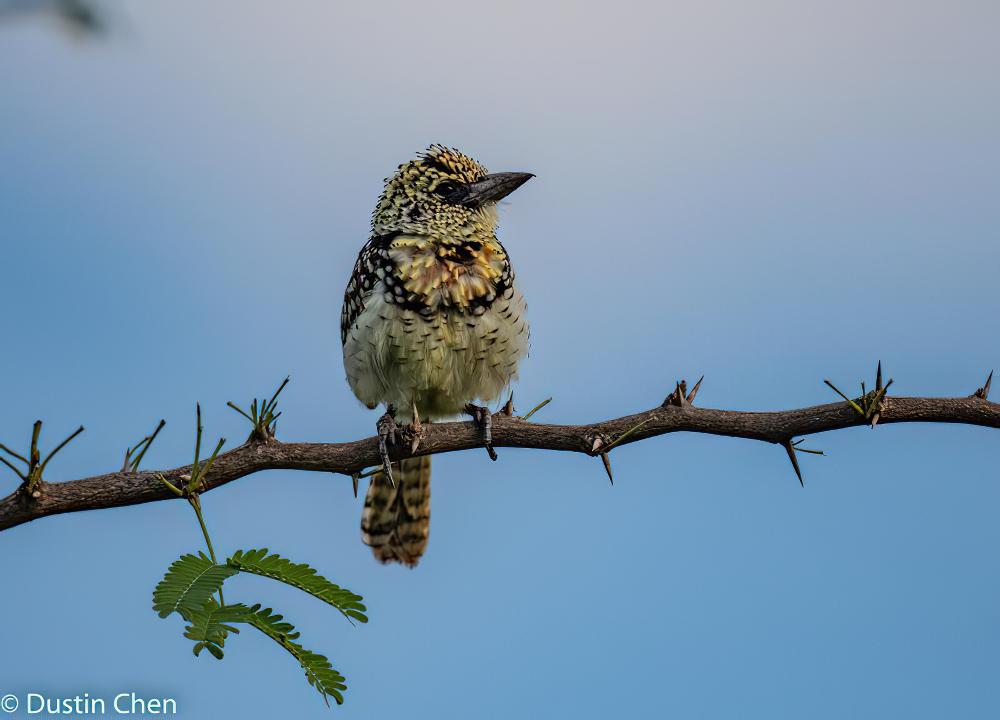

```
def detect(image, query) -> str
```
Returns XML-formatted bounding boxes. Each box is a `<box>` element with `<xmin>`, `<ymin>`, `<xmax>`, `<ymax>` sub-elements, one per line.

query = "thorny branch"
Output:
<box><xmin>0</xmin><ymin>368</ymin><xmax>997</xmax><ymax>532</ymax></box>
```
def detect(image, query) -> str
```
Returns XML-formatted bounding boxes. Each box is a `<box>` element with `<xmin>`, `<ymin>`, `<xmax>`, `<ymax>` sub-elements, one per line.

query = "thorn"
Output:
<box><xmin>410</xmin><ymin>401</ymin><xmax>422</xmax><ymax>434</ymax></box>
<box><xmin>664</xmin><ymin>380</ymin><xmax>688</xmax><ymax>407</ymax></box>
<box><xmin>352</xmin><ymin>473</ymin><xmax>359</xmax><ymax>499</ymax></box>
<box><xmin>600</xmin><ymin>452</ymin><xmax>614</xmax><ymax>485</ymax></box>
<box><xmin>875</xmin><ymin>360</ymin><xmax>883</xmax><ymax>392</ymax></box>
<box><xmin>973</xmin><ymin>370</ymin><xmax>993</xmax><ymax>400</ymax></box>
<box><xmin>686</xmin><ymin>375</ymin><xmax>704</xmax><ymax>405</ymax></box>
<box><xmin>869</xmin><ymin>379</ymin><xmax>893</xmax><ymax>427</ymax></box>
<box><xmin>409</xmin><ymin>401</ymin><xmax>423</xmax><ymax>454</ymax></box>
<box><xmin>502</xmin><ymin>392</ymin><xmax>515</xmax><ymax>417</ymax></box>
<box><xmin>586</xmin><ymin>434</ymin><xmax>614</xmax><ymax>484</ymax></box>
<box><xmin>782</xmin><ymin>439</ymin><xmax>804</xmax><ymax>487</ymax></box>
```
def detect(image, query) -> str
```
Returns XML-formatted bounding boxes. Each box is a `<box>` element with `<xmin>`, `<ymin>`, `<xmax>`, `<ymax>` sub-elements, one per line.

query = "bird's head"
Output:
<box><xmin>372</xmin><ymin>145</ymin><xmax>533</xmax><ymax>241</ymax></box>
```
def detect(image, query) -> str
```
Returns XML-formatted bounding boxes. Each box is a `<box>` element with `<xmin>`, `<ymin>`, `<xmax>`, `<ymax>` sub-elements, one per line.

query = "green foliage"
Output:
<box><xmin>122</xmin><ymin>419</ymin><xmax>166</xmax><ymax>472</ymax></box>
<box><xmin>152</xmin><ymin>552</ymin><xmax>238</xmax><ymax>619</ymax></box>
<box><xmin>151</xmin><ymin>400</ymin><xmax>366</xmax><ymax>709</ymax></box>
<box><xmin>824</xmin><ymin>361</ymin><xmax>893</xmax><ymax>427</ymax></box>
<box><xmin>184</xmin><ymin>599</ymin><xmax>254</xmax><ymax>659</ymax></box>
<box><xmin>248</xmin><ymin>605</ymin><xmax>348</xmax><ymax>706</ymax></box>
<box><xmin>227</xmin><ymin>549</ymin><xmax>368</xmax><ymax>624</ymax></box>
<box><xmin>153</xmin><ymin>550</ymin><xmax>361</xmax><ymax>706</ymax></box>
<box><xmin>0</xmin><ymin>420</ymin><xmax>84</xmax><ymax>494</ymax></box>
<box><xmin>228</xmin><ymin>376</ymin><xmax>290</xmax><ymax>442</ymax></box>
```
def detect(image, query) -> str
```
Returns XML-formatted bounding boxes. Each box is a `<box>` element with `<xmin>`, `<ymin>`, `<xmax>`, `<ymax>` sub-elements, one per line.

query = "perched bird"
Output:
<box><xmin>340</xmin><ymin>145</ymin><xmax>533</xmax><ymax>566</ymax></box>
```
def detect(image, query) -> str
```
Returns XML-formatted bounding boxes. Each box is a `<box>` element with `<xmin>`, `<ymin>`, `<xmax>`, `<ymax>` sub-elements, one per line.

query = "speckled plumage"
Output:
<box><xmin>341</xmin><ymin>145</ymin><xmax>531</xmax><ymax>566</ymax></box>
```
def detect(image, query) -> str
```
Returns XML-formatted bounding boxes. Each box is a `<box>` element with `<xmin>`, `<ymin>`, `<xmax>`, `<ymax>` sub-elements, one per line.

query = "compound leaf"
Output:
<box><xmin>152</xmin><ymin>552</ymin><xmax>238</xmax><ymax>620</ymax></box>
<box><xmin>184</xmin><ymin>599</ymin><xmax>255</xmax><ymax>659</ymax></box>
<box><xmin>247</xmin><ymin>604</ymin><xmax>347</xmax><ymax>706</ymax></box>
<box><xmin>228</xmin><ymin>549</ymin><xmax>367</xmax><ymax>624</ymax></box>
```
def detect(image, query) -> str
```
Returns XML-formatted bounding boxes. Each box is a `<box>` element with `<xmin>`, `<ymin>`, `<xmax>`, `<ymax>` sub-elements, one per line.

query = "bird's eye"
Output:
<box><xmin>435</xmin><ymin>180</ymin><xmax>460</xmax><ymax>200</ymax></box>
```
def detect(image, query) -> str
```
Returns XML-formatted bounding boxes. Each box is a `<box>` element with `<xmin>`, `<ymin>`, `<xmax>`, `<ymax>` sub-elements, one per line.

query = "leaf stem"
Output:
<box><xmin>520</xmin><ymin>397</ymin><xmax>552</xmax><ymax>422</ymax></box>
<box><xmin>39</xmin><ymin>425</ymin><xmax>85</xmax><ymax>475</ymax></box>
<box><xmin>188</xmin><ymin>493</ymin><xmax>225</xmax><ymax>606</ymax></box>
<box><xmin>127</xmin><ymin>419</ymin><xmax>166</xmax><ymax>472</ymax></box>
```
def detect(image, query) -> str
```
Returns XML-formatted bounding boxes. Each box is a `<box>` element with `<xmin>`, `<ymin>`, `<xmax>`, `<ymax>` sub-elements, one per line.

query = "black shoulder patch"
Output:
<box><xmin>340</xmin><ymin>233</ymin><xmax>398</xmax><ymax>344</ymax></box>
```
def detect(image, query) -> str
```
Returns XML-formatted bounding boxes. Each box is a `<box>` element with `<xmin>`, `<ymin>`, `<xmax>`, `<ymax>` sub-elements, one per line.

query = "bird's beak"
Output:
<box><xmin>452</xmin><ymin>172</ymin><xmax>534</xmax><ymax>206</ymax></box>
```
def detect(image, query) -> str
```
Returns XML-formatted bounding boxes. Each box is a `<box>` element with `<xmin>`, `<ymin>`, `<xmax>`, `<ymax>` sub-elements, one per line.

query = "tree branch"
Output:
<box><xmin>2</xmin><ymin>389</ymin><xmax>998</xmax><ymax>532</ymax></box>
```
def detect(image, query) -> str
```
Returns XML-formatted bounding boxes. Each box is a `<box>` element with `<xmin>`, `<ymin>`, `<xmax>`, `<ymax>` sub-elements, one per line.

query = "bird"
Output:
<box><xmin>340</xmin><ymin>145</ymin><xmax>533</xmax><ymax>567</ymax></box>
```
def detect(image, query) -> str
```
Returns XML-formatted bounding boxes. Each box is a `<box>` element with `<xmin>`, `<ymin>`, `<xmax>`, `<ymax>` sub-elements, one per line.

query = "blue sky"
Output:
<box><xmin>1</xmin><ymin>1</ymin><xmax>998</xmax><ymax>717</ymax></box>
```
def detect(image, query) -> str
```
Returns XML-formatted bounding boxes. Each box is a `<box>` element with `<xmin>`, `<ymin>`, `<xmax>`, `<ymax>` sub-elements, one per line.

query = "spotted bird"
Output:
<box><xmin>341</xmin><ymin>145</ymin><xmax>533</xmax><ymax>566</ymax></box>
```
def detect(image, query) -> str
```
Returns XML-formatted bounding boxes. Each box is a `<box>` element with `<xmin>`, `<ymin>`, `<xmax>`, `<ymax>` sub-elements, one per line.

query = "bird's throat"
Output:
<box><xmin>387</xmin><ymin>234</ymin><xmax>508</xmax><ymax>313</ymax></box>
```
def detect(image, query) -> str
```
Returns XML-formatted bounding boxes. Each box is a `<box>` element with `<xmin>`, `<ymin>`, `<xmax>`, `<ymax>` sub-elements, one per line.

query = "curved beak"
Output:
<box><xmin>450</xmin><ymin>172</ymin><xmax>534</xmax><ymax>206</ymax></box>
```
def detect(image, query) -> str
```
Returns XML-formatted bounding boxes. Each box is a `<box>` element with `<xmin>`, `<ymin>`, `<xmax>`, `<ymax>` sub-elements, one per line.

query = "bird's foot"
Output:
<box><xmin>464</xmin><ymin>403</ymin><xmax>497</xmax><ymax>461</ymax></box>
<box><xmin>376</xmin><ymin>405</ymin><xmax>398</xmax><ymax>487</ymax></box>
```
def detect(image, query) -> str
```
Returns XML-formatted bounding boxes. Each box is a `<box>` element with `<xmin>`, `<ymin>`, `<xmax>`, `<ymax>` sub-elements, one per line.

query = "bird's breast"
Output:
<box><xmin>342</xmin><ymin>280</ymin><xmax>529</xmax><ymax>419</ymax></box>
<box><xmin>386</xmin><ymin>235</ymin><xmax>512</xmax><ymax>316</ymax></box>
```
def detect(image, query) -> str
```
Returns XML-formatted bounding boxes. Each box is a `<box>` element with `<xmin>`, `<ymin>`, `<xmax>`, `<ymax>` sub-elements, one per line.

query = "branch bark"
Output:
<box><xmin>1</xmin><ymin>393</ymin><xmax>998</xmax><ymax>532</ymax></box>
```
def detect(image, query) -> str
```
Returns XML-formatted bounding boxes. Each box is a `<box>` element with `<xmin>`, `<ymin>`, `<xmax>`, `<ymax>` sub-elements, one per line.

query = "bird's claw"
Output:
<box><xmin>465</xmin><ymin>403</ymin><xmax>496</xmax><ymax>461</ymax></box>
<box><xmin>377</xmin><ymin>405</ymin><xmax>397</xmax><ymax>487</ymax></box>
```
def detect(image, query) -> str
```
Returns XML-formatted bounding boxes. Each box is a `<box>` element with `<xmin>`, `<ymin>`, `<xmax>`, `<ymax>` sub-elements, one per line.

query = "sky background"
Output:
<box><xmin>1</xmin><ymin>1</ymin><xmax>999</xmax><ymax>717</ymax></box>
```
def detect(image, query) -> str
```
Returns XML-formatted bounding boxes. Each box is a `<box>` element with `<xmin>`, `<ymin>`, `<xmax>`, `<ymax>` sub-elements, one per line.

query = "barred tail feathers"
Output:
<box><xmin>360</xmin><ymin>456</ymin><xmax>431</xmax><ymax>567</ymax></box>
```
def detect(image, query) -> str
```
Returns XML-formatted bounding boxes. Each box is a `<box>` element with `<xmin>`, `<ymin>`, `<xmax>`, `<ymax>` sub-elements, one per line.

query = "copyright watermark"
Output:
<box><xmin>0</xmin><ymin>692</ymin><xmax>176</xmax><ymax>716</ymax></box>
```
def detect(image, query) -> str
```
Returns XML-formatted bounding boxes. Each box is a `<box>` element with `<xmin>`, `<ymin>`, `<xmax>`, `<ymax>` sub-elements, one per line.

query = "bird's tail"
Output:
<box><xmin>360</xmin><ymin>456</ymin><xmax>431</xmax><ymax>567</ymax></box>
